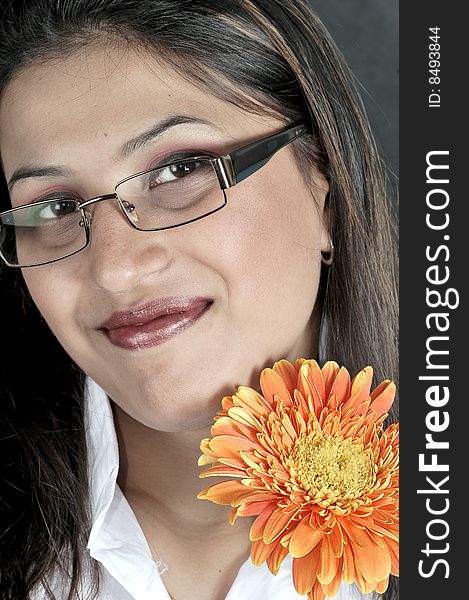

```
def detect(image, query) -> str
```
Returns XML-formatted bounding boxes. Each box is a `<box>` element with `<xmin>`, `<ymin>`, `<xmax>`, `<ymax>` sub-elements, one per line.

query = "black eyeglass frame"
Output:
<box><xmin>0</xmin><ymin>123</ymin><xmax>308</xmax><ymax>268</ymax></box>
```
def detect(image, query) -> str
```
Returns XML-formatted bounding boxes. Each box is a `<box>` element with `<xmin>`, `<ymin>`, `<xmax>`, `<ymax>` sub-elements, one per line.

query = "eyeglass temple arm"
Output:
<box><xmin>214</xmin><ymin>123</ymin><xmax>308</xmax><ymax>189</ymax></box>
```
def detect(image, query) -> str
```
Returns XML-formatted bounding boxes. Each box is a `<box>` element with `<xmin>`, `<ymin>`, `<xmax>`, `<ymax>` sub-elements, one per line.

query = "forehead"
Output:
<box><xmin>0</xmin><ymin>42</ymin><xmax>274</xmax><ymax>175</ymax></box>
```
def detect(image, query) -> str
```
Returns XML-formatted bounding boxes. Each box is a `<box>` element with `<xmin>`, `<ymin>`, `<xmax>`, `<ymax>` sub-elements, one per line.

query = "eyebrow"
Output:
<box><xmin>118</xmin><ymin>115</ymin><xmax>216</xmax><ymax>158</ymax></box>
<box><xmin>7</xmin><ymin>165</ymin><xmax>74</xmax><ymax>193</ymax></box>
<box><xmin>7</xmin><ymin>115</ymin><xmax>216</xmax><ymax>193</ymax></box>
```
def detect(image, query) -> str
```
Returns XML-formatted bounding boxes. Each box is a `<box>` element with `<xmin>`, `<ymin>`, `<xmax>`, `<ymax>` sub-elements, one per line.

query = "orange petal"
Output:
<box><xmin>340</xmin><ymin>517</ymin><xmax>367</xmax><ymax>550</ymax></box>
<box><xmin>211</xmin><ymin>418</ymin><xmax>260</xmax><ymax>444</ymax></box>
<box><xmin>234</xmin><ymin>386</ymin><xmax>273</xmax><ymax>418</ymax></box>
<box><xmin>232</xmin><ymin>491</ymin><xmax>279</xmax><ymax>506</ymax></box>
<box><xmin>250</xmin><ymin>502</ymin><xmax>278</xmax><ymax>541</ymax></box>
<box><xmin>266</xmin><ymin>540</ymin><xmax>289</xmax><ymax>575</ymax></box>
<box><xmin>347</xmin><ymin>367</ymin><xmax>373</xmax><ymax>409</ymax></box>
<box><xmin>272</xmin><ymin>359</ymin><xmax>298</xmax><ymax>396</ymax></box>
<box><xmin>210</xmin><ymin>416</ymin><xmax>243</xmax><ymax>437</ymax></box>
<box><xmin>376</xmin><ymin>577</ymin><xmax>389</xmax><ymax>593</ymax></box>
<box><xmin>251</xmin><ymin>538</ymin><xmax>277</xmax><ymax>565</ymax></box>
<box><xmin>198</xmin><ymin>464</ymin><xmax>246</xmax><ymax>478</ymax></box>
<box><xmin>238</xmin><ymin>450</ymin><xmax>264</xmax><ymax>471</ymax></box>
<box><xmin>237</xmin><ymin>499</ymin><xmax>276</xmax><ymax>518</ymax></box>
<box><xmin>221</xmin><ymin>395</ymin><xmax>236</xmax><ymax>411</ymax></box>
<box><xmin>289</xmin><ymin>514</ymin><xmax>324</xmax><ymax>558</ymax></box>
<box><xmin>198</xmin><ymin>452</ymin><xmax>217</xmax><ymax>467</ymax></box>
<box><xmin>370</xmin><ymin>379</ymin><xmax>390</xmax><ymax>401</ymax></box>
<box><xmin>321</xmin><ymin>361</ymin><xmax>340</xmax><ymax>398</ymax></box>
<box><xmin>209</xmin><ymin>435</ymin><xmax>260</xmax><ymax>458</ymax></box>
<box><xmin>293</xmin><ymin>389</ymin><xmax>310</xmax><ymax>420</ymax></box>
<box><xmin>228</xmin><ymin>506</ymin><xmax>238</xmax><ymax>525</ymax></box>
<box><xmin>325</xmin><ymin>393</ymin><xmax>339</xmax><ymax>411</ymax></box>
<box><xmin>366</xmin><ymin>520</ymin><xmax>399</xmax><ymax>543</ymax></box>
<box><xmin>233</xmin><ymin>420</ymin><xmax>265</xmax><ymax>444</ymax></box>
<box><xmin>328</xmin><ymin>366</ymin><xmax>351</xmax><ymax>406</ymax></box>
<box><xmin>353</xmin><ymin>565</ymin><xmax>376</xmax><ymax>594</ymax></box>
<box><xmin>327</xmin><ymin>525</ymin><xmax>344</xmax><ymax>558</ymax></box>
<box><xmin>199</xmin><ymin>438</ymin><xmax>218</xmax><ymax>460</ymax></box>
<box><xmin>263</xmin><ymin>506</ymin><xmax>299</xmax><ymax>544</ymax></box>
<box><xmin>308</xmin><ymin>578</ymin><xmax>327</xmax><ymax>600</ymax></box>
<box><xmin>292</xmin><ymin>549</ymin><xmax>320</xmax><ymax>595</ymax></box>
<box><xmin>291</xmin><ymin>408</ymin><xmax>307</xmax><ymax>437</ymax></box>
<box><xmin>317</xmin><ymin>536</ymin><xmax>340</xmax><ymax>585</ymax></box>
<box><xmin>342</xmin><ymin>541</ymin><xmax>356</xmax><ymax>584</ymax></box>
<box><xmin>352</xmin><ymin>534</ymin><xmax>392</xmax><ymax>584</ymax></box>
<box><xmin>293</xmin><ymin>357</ymin><xmax>308</xmax><ymax>373</ymax></box>
<box><xmin>298</xmin><ymin>363</ymin><xmax>325</xmax><ymax>414</ymax></box>
<box><xmin>197</xmin><ymin>480</ymin><xmax>248</xmax><ymax>504</ymax></box>
<box><xmin>369</xmin><ymin>381</ymin><xmax>396</xmax><ymax>418</ymax></box>
<box><xmin>228</xmin><ymin>406</ymin><xmax>264</xmax><ymax>430</ymax></box>
<box><xmin>306</xmin><ymin>361</ymin><xmax>326</xmax><ymax>399</ymax></box>
<box><xmin>387</xmin><ymin>537</ymin><xmax>400</xmax><ymax>575</ymax></box>
<box><xmin>217</xmin><ymin>455</ymin><xmax>249</xmax><ymax>469</ymax></box>
<box><xmin>320</xmin><ymin>561</ymin><xmax>343</xmax><ymax>598</ymax></box>
<box><xmin>260</xmin><ymin>368</ymin><xmax>293</xmax><ymax>407</ymax></box>
<box><xmin>280</xmin><ymin>412</ymin><xmax>298</xmax><ymax>445</ymax></box>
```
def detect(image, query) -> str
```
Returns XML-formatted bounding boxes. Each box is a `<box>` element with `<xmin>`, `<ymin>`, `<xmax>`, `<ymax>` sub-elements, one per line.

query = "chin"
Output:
<box><xmin>139</xmin><ymin>406</ymin><xmax>217</xmax><ymax>433</ymax></box>
<box><xmin>118</xmin><ymin>363</ymin><xmax>239</xmax><ymax>428</ymax></box>
<box><xmin>115</xmin><ymin>385</ymin><xmax>222</xmax><ymax>433</ymax></box>
<box><xmin>157</xmin><ymin>413</ymin><xmax>216</xmax><ymax>434</ymax></box>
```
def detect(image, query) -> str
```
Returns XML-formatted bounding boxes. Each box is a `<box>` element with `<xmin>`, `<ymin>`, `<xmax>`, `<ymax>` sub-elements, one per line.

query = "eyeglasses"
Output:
<box><xmin>0</xmin><ymin>123</ymin><xmax>307</xmax><ymax>268</ymax></box>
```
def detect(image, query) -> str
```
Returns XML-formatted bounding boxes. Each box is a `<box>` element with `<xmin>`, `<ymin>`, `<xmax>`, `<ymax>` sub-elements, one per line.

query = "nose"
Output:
<box><xmin>85</xmin><ymin>200</ymin><xmax>172</xmax><ymax>295</ymax></box>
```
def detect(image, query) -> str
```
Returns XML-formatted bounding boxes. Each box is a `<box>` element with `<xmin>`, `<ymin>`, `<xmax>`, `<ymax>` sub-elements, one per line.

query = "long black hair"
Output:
<box><xmin>0</xmin><ymin>1</ymin><xmax>398</xmax><ymax>598</ymax></box>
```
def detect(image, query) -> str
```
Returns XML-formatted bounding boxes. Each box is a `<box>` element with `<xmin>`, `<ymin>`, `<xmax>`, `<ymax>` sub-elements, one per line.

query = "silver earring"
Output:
<box><xmin>321</xmin><ymin>239</ymin><xmax>334</xmax><ymax>266</ymax></box>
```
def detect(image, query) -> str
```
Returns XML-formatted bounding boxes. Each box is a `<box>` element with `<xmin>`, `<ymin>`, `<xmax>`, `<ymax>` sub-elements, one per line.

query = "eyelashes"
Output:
<box><xmin>13</xmin><ymin>189</ymin><xmax>82</xmax><ymax>208</ymax></box>
<box><xmin>147</xmin><ymin>149</ymin><xmax>217</xmax><ymax>170</ymax></box>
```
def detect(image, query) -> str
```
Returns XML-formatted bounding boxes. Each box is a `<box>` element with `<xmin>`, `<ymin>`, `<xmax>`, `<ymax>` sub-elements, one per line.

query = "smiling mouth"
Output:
<box><xmin>100</xmin><ymin>296</ymin><xmax>213</xmax><ymax>350</ymax></box>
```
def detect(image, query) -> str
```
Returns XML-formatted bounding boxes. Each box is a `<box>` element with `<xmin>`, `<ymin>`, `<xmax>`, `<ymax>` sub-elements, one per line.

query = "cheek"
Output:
<box><xmin>198</xmin><ymin>165</ymin><xmax>324</xmax><ymax>340</ymax></box>
<box><xmin>22</xmin><ymin>269</ymin><xmax>57</xmax><ymax>318</ymax></box>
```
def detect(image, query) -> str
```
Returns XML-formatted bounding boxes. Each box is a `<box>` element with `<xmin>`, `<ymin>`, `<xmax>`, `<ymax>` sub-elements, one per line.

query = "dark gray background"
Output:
<box><xmin>312</xmin><ymin>0</ymin><xmax>398</xmax><ymax>179</ymax></box>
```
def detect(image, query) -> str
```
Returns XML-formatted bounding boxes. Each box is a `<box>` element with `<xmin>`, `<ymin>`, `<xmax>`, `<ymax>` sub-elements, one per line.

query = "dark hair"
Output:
<box><xmin>0</xmin><ymin>1</ymin><xmax>398</xmax><ymax>598</ymax></box>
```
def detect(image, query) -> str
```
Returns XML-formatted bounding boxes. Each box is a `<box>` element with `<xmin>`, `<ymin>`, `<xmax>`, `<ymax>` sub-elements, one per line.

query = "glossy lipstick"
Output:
<box><xmin>100</xmin><ymin>296</ymin><xmax>212</xmax><ymax>350</ymax></box>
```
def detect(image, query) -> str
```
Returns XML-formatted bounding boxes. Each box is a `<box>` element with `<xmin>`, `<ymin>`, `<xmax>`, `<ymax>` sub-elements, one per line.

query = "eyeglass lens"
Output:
<box><xmin>0</xmin><ymin>158</ymin><xmax>225</xmax><ymax>267</ymax></box>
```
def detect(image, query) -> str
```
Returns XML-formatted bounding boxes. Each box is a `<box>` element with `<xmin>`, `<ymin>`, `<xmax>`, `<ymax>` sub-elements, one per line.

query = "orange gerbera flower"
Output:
<box><xmin>198</xmin><ymin>359</ymin><xmax>399</xmax><ymax>599</ymax></box>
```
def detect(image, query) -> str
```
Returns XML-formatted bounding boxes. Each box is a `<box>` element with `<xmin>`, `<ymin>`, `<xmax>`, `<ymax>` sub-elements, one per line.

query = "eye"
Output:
<box><xmin>149</xmin><ymin>160</ymin><xmax>202</xmax><ymax>188</ymax></box>
<box><xmin>35</xmin><ymin>199</ymin><xmax>78</xmax><ymax>221</ymax></box>
<box><xmin>169</xmin><ymin>162</ymin><xmax>198</xmax><ymax>178</ymax></box>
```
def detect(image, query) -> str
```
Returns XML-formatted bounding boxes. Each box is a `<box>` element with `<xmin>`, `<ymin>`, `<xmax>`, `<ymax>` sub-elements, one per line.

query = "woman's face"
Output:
<box><xmin>0</xmin><ymin>44</ymin><xmax>329</xmax><ymax>431</ymax></box>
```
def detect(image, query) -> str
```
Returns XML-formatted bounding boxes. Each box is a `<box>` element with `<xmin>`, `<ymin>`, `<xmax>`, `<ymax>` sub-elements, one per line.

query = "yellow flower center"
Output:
<box><xmin>292</xmin><ymin>433</ymin><xmax>375</xmax><ymax>498</ymax></box>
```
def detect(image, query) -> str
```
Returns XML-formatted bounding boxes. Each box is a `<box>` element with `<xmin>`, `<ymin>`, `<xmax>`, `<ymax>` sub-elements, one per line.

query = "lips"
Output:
<box><xmin>100</xmin><ymin>296</ymin><xmax>212</xmax><ymax>350</ymax></box>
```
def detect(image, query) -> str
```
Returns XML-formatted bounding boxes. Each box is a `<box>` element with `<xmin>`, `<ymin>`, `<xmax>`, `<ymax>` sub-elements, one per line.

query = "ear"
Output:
<box><xmin>313</xmin><ymin>174</ymin><xmax>331</xmax><ymax>253</ymax></box>
<box><xmin>321</xmin><ymin>191</ymin><xmax>332</xmax><ymax>252</ymax></box>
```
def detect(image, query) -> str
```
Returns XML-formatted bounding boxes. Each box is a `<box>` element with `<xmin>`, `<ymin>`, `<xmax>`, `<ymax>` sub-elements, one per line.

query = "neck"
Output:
<box><xmin>113</xmin><ymin>405</ymin><xmax>235</xmax><ymax>531</ymax></box>
<box><xmin>112</xmin><ymin>404</ymin><xmax>258</xmax><ymax>599</ymax></box>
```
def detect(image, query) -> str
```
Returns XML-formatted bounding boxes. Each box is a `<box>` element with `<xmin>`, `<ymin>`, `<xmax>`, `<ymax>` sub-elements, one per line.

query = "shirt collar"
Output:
<box><xmin>84</xmin><ymin>376</ymin><xmax>120</xmax><ymax>549</ymax></box>
<box><xmin>84</xmin><ymin>377</ymin><xmax>170</xmax><ymax>598</ymax></box>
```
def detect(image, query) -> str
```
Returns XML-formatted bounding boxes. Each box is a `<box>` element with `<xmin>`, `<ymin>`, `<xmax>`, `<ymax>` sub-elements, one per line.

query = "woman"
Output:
<box><xmin>0</xmin><ymin>1</ymin><xmax>398</xmax><ymax>599</ymax></box>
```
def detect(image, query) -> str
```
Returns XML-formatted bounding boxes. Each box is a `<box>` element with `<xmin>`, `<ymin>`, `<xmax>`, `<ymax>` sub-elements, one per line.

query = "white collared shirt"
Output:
<box><xmin>34</xmin><ymin>378</ymin><xmax>371</xmax><ymax>599</ymax></box>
